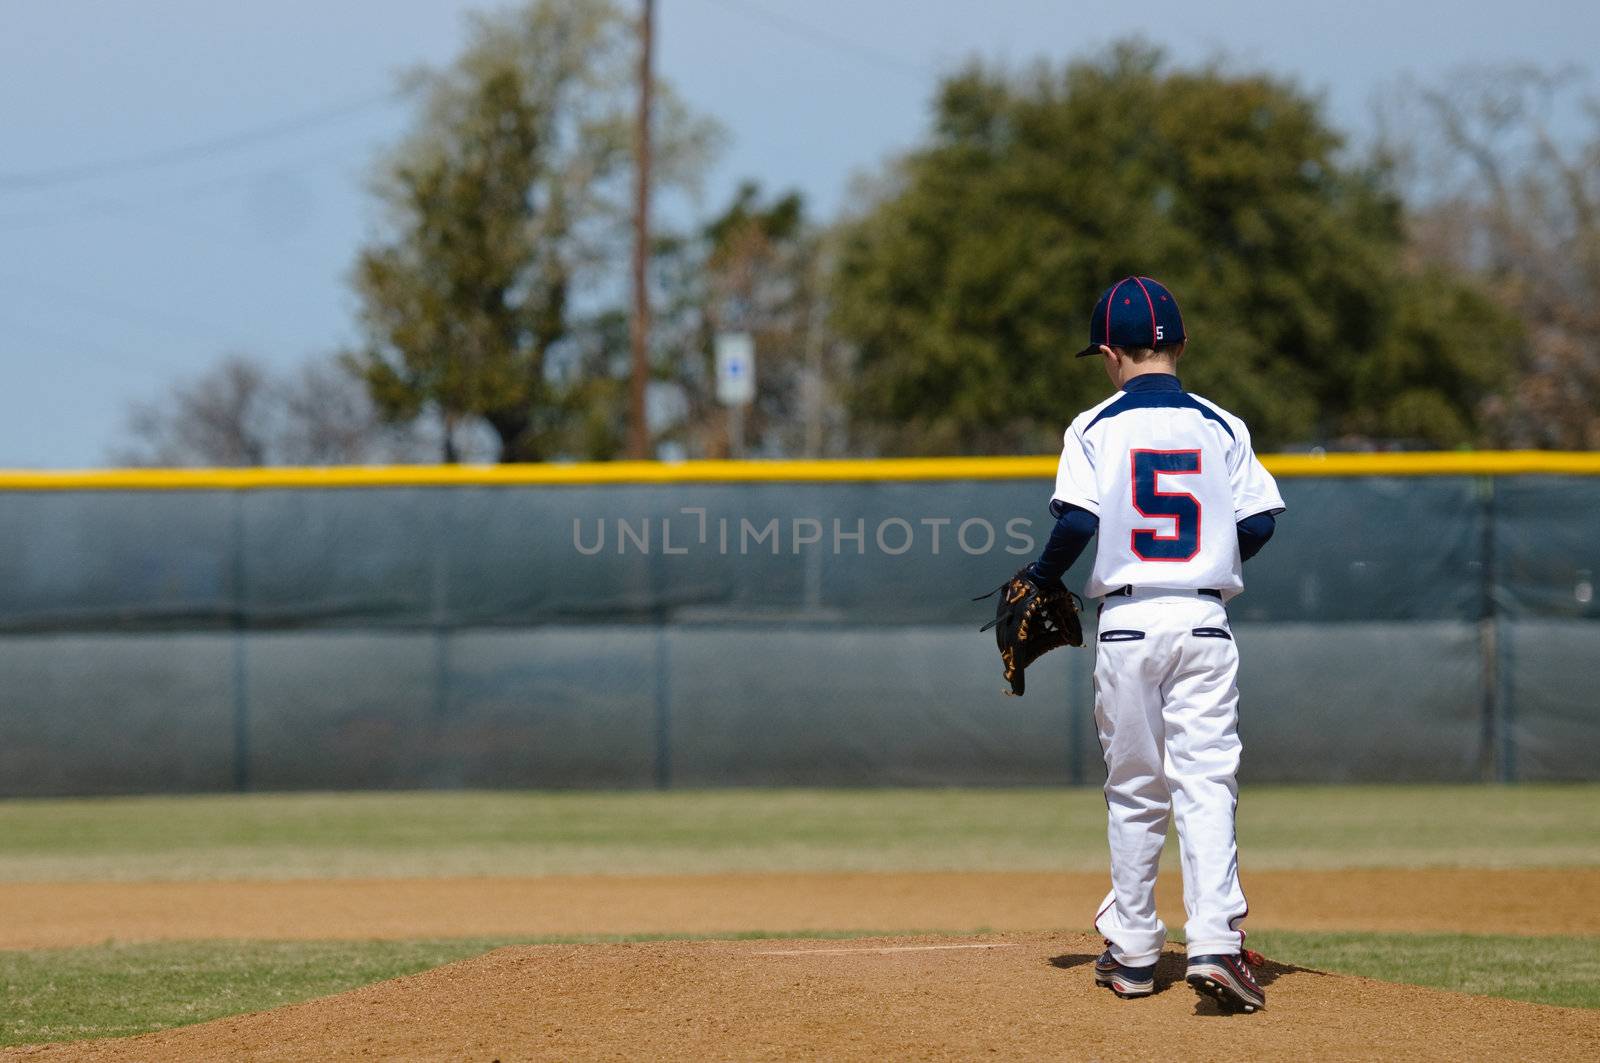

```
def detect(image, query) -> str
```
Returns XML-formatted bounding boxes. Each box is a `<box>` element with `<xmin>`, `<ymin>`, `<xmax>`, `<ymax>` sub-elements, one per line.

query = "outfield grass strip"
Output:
<box><xmin>0</xmin><ymin>786</ymin><xmax>1593</xmax><ymax>881</ymax></box>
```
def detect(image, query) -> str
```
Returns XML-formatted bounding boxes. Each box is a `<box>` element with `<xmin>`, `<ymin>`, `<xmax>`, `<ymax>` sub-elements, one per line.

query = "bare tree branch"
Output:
<box><xmin>111</xmin><ymin>354</ymin><xmax>440</xmax><ymax>467</ymax></box>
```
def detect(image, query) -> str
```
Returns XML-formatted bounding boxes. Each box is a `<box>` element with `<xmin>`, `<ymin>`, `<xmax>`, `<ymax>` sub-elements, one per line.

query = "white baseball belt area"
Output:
<box><xmin>1101</xmin><ymin>586</ymin><xmax>1224</xmax><ymax>601</ymax></box>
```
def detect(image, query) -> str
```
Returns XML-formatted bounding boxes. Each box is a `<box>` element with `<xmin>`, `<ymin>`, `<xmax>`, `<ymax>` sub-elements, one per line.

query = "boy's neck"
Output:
<box><xmin>1117</xmin><ymin>366</ymin><xmax>1180</xmax><ymax>391</ymax></box>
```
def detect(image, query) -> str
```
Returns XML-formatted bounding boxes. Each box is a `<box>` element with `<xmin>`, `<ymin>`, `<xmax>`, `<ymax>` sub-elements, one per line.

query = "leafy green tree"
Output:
<box><xmin>831</xmin><ymin>42</ymin><xmax>1516</xmax><ymax>453</ymax></box>
<box><xmin>348</xmin><ymin>0</ymin><xmax>719</xmax><ymax>462</ymax></box>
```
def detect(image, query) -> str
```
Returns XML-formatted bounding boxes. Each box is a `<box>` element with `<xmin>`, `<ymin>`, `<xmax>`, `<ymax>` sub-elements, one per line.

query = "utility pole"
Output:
<box><xmin>627</xmin><ymin>0</ymin><xmax>655</xmax><ymax>459</ymax></box>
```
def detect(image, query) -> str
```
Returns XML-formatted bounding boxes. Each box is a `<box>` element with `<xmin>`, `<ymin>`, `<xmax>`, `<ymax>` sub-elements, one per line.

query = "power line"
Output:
<box><xmin>0</xmin><ymin>311</ymin><xmax>186</xmax><ymax>378</ymax></box>
<box><xmin>0</xmin><ymin>89</ymin><xmax>403</xmax><ymax>193</ymax></box>
<box><xmin>0</xmin><ymin>142</ymin><xmax>368</xmax><ymax>233</ymax></box>
<box><xmin>0</xmin><ymin>271</ymin><xmax>242</xmax><ymax>349</ymax></box>
<box><xmin>702</xmin><ymin>0</ymin><xmax>932</xmax><ymax>82</ymax></box>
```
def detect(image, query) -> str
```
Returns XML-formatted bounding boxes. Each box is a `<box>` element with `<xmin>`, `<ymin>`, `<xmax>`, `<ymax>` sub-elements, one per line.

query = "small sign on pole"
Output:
<box><xmin>714</xmin><ymin>332</ymin><xmax>756</xmax><ymax>407</ymax></box>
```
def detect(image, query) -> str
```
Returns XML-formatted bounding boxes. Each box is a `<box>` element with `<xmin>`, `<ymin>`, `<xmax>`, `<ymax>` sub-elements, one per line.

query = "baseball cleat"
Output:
<box><xmin>1186</xmin><ymin>950</ymin><xmax>1266</xmax><ymax>1013</ymax></box>
<box><xmin>1093</xmin><ymin>948</ymin><xmax>1155</xmax><ymax>998</ymax></box>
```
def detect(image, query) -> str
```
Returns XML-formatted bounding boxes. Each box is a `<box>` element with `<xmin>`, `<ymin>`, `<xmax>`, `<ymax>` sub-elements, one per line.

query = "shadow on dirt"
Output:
<box><xmin>1048</xmin><ymin>949</ymin><xmax>1326</xmax><ymax>1013</ymax></box>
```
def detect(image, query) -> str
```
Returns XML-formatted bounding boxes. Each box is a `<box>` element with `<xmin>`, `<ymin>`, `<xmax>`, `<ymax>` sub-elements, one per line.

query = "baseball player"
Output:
<box><xmin>1026</xmin><ymin>277</ymin><xmax>1284</xmax><ymax>1012</ymax></box>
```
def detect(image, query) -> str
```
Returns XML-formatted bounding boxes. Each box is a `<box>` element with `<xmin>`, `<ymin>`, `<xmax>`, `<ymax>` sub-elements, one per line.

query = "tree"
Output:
<box><xmin>114</xmin><ymin>354</ymin><xmax>439</xmax><ymax>467</ymax></box>
<box><xmin>348</xmin><ymin>0</ymin><xmax>720</xmax><ymax>462</ymax></box>
<box><xmin>831</xmin><ymin>42</ymin><xmax>1517</xmax><ymax>453</ymax></box>
<box><xmin>117</xmin><ymin>356</ymin><xmax>275</xmax><ymax>467</ymax></box>
<box><xmin>1380</xmin><ymin>67</ymin><xmax>1600</xmax><ymax>448</ymax></box>
<box><xmin>652</xmin><ymin>182</ymin><xmax>847</xmax><ymax>458</ymax></box>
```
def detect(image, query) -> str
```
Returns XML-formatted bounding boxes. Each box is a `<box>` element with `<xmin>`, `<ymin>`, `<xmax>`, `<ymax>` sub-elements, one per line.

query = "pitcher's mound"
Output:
<box><xmin>9</xmin><ymin>932</ymin><xmax>1597</xmax><ymax>1062</ymax></box>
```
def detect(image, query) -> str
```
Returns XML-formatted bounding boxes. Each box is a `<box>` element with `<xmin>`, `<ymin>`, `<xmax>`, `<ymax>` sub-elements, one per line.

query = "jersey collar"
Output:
<box><xmin>1121</xmin><ymin>373</ymin><xmax>1182</xmax><ymax>393</ymax></box>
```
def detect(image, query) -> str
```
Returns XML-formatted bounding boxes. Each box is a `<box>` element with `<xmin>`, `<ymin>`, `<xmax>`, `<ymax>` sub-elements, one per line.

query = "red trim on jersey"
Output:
<box><xmin>1129</xmin><ymin>448</ymin><xmax>1203</xmax><ymax>562</ymax></box>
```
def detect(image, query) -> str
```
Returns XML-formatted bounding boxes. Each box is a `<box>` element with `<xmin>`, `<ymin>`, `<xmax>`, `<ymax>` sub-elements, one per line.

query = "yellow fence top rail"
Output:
<box><xmin>0</xmin><ymin>450</ymin><xmax>1594</xmax><ymax>490</ymax></box>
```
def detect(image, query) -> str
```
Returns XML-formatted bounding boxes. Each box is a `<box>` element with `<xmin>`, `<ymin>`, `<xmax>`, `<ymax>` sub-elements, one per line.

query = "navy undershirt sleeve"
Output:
<box><xmin>1236</xmin><ymin>512</ymin><xmax>1277</xmax><ymax>562</ymax></box>
<box><xmin>1030</xmin><ymin>507</ymin><xmax>1276</xmax><ymax>583</ymax></box>
<box><xmin>1027</xmin><ymin>503</ymin><xmax>1099</xmax><ymax>584</ymax></box>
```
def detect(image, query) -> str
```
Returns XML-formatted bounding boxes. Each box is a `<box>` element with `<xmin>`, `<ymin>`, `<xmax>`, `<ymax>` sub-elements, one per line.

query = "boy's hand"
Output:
<box><xmin>1022</xmin><ymin>561</ymin><xmax>1067</xmax><ymax>591</ymax></box>
<box><xmin>975</xmin><ymin>568</ymin><xmax>1085</xmax><ymax>696</ymax></box>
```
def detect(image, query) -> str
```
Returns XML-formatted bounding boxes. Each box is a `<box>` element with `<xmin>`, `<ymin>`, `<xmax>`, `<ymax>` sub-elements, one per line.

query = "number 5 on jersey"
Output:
<box><xmin>1130</xmin><ymin>449</ymin><xmax>1202</xmax><ymax>561</ymax></box>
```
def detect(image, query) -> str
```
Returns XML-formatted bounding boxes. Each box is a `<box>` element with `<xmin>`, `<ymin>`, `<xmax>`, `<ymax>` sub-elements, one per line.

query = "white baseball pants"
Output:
<box><xmin>1090</xmin><ymin>589</ymin><xmax>1248</xmax><ymax>967</ymax></box>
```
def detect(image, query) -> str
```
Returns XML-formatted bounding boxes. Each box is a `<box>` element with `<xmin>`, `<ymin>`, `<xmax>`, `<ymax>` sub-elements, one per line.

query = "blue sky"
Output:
<box><xmin>2</xmin><ymin>0</ymin><xmax>1594</xmax><ymax>467</ymax></box>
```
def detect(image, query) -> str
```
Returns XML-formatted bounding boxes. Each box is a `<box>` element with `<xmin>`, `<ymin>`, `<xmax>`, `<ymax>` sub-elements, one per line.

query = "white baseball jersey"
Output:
<box><xmin>1057</xmin><ymin>374</ymin><xmax>1285</xmax><ymax>969</ymax></box>
<box><xmin>1050</xmin><ymin>378</ymin><xmax>1284</xmax><ymax>600</ymax></box>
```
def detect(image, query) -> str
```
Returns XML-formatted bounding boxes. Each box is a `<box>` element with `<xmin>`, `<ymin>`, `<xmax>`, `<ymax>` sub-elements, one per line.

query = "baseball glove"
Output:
<box><xmin>975</xmin><ymin>569</ymin><xmax>1084</xmax><ymax>696</ymax></box>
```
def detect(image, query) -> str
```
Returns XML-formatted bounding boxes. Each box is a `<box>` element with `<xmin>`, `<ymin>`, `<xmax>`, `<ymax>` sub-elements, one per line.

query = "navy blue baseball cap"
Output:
<box><xmin>1074</xmin><ymin>276</ymin><xmax>1186</xmax><ymax>357</ymax></box>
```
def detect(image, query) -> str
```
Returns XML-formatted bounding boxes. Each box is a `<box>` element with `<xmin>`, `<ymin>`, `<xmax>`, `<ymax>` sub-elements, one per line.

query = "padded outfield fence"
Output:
<box><xmin>0</xmin><ymin>453</ymin><xmax>1596</xmax><ymax>796</ymax></box>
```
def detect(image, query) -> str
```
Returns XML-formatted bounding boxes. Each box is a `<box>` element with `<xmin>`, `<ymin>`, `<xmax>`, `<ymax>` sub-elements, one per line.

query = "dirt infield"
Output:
<box><xmin>1</xmin><ymin>867</ymin><xmax>1593</xmax><ymax>947</ymax></box>
<box><xmin>6</xmin><ymin>931</ymin><xmax>1595</xmax><ymax>1062</ymax></box>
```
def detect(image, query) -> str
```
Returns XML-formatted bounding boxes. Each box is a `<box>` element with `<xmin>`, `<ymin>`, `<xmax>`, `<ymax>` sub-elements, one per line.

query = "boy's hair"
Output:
<box><xmin>1111</xmin><ymin>342</ymin><xmax>1184</xmax><ymax>364</ymax></box>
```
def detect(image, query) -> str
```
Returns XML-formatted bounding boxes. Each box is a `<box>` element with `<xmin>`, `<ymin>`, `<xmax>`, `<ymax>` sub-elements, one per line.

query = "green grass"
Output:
<box><xmin>1248</xmin><ymin>930</ymin><xmax>1600</xmax><ymax>1010</ymax></box>
<box><xmin>0</xmin><ymin>787</ymin><xmax>1593</xmax><ymax>1047</ymax></box>
<box><xmin>0</xmin><ymin>939</ymin><xmax>498</xmax><ymax>1047</ymax></box>
<box><xmin>0</xmin><ymin>931</ymin><xmax>913</xmax><ymax>1048</ymax></box>
<box><xmin>2</xmin><ymin>930</ymin><xmax>1594</xmax><ymax>1048</ymax></box>
<box><xmin>0</xmin><ymin>785</ymin><xmax>1594</xmax><ymax>880</ymax></box>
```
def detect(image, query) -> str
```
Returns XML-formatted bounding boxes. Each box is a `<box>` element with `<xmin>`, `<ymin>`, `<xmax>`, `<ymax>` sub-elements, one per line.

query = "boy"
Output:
<box><xmin>1026</xmin><ymin>276</ymin><xmax>1284</xmax><ymax>1012</ymax></box>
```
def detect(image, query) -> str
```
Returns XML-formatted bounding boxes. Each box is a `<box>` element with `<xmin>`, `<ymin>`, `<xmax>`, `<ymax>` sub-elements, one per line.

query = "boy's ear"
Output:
<box><xmin>1099</xmin><ymin>345</ymin><xmax>1120</xmax><ymax>385</ymax></box>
